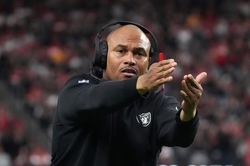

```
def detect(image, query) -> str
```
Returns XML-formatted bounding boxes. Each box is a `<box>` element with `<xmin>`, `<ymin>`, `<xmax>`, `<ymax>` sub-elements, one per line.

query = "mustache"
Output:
<box><xmin>120</xmin><ymin>66</ymin><xmax>138</xmax><ymax>74</ymax></box>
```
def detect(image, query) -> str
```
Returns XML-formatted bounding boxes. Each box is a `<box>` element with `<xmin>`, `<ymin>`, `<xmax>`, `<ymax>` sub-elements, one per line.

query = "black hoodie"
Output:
<box><xmin>51</xmin><ymin>73</ymin><xmax>199</xmax><ymax>166</ymax></box>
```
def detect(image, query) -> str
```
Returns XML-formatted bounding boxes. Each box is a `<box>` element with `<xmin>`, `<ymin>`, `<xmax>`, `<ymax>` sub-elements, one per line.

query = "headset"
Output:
<box><xmin>92</xmin><ymin>21</ymin><xmax>159</xmax><ymax>78</ymax></box>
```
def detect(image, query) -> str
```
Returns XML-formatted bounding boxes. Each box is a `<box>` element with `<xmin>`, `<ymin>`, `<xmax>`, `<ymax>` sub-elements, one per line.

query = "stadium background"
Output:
<box><xmin>0</xmin><ymin>0</ymin><xmax>250</xmax><ymax>165</ymax></box>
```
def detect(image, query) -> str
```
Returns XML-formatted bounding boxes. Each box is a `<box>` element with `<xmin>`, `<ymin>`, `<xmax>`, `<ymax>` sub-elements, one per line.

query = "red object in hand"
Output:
<box><xmin>159</xmin><ymin>53</ymin><xmax>165</xmax><ymax>92</ymax></box>
<box><xmin>159</xmin><ymin>52</ymin><xmax>164</xmax><ymax>61</ymax></box>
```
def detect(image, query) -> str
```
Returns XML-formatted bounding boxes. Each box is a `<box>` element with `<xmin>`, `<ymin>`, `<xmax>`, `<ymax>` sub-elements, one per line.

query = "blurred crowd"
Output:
<box><xmin>0</xmin><ymin>0</ymin><xmax>250</xmax><ymax>165</ymax></box>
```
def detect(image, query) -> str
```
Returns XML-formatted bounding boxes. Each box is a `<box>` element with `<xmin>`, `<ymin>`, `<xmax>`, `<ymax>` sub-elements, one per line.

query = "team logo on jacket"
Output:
<box><xmin>78</xmin><ymin>79</ymin><xmax>89</xmax><ymax>84</ymax></box>
<box><xmin>136</xmin><ymin>112</ymin><xmax>151</xmax><ymax>127</ymax></box>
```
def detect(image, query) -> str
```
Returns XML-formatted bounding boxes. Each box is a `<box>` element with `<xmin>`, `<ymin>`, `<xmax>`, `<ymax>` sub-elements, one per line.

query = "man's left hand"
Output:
<box><xmin>180</xmin><ymin>72</ymin><xmax>207</xmax><ymax>121</ymax></box>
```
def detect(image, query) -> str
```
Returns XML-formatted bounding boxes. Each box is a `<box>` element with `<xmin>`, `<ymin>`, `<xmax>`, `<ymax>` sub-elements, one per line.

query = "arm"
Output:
<box><xmin>156</xmin><ymin>96</ymin><xmax>199</xmax><ymax>148</ymax></box>
<box><xmin>157</xmin><ymin>72</ymin><xmax>207</xmax><ymax>147</ymax></box>
<box><xmin>138</xmin><ymin>60</ymin><xmax>206</xmax><ymax>147</ymax></box>
<box><xmin>163</xmin><ymin>109</ymin><xmax>199</xmax><ymax>147</ymax></box>
<box><xmin>58</xmin><ymin>75</ymin><xmax>141</xmax><ymax>122</ymax></box>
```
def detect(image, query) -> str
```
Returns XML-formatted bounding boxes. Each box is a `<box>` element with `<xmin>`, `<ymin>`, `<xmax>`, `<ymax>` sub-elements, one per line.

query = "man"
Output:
<box><xmin>51</xmin><ymin>22</ymin><xmax>207</xmax><ymax>166</ymax></box>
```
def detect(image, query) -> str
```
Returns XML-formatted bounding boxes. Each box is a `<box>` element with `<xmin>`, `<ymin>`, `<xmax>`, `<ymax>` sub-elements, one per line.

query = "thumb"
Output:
<box><xmin>195</xmin><ymin>72</ymin><xmax>207</xmax><ymax>84</ymax></box>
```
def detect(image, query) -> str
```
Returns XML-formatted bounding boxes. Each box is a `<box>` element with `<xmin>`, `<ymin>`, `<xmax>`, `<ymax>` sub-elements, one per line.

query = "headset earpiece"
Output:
<box><xmin>99</xmin><ymin>40</ymin><xmax>108</xmax><ymax>69</ymax></box>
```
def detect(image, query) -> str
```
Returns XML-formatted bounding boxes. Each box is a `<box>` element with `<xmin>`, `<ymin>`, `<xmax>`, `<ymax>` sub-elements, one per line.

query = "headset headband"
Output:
<box><xmin>95</xmin><ymin>21</ymin><xmax>158</xmax><ymax>57</ymax></box>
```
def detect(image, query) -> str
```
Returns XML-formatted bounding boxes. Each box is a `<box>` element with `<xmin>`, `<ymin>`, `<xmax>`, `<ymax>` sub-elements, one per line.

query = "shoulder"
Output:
<box><xmin>64</xmin><ymin>73</ymin><xmax>99</xmax><ymax>86</ymax></box>
<box><xmin>58</xmin><ymin>73</ymin><xmax>99</xmax><ymax>95</ymax></box>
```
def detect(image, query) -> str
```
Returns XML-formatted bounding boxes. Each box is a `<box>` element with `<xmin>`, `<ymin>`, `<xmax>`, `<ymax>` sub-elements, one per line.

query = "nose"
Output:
<box><xmin>124</xmin><ymin>52</ymin><xmax>135</xmax><ymax>65</ymax></box>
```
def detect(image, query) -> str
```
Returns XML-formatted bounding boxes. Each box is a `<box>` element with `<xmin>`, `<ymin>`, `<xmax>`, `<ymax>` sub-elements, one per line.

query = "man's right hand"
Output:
<box><xmin>136</xmin><ymin>59</ymin><xmax>177</xmax><ymax>95</ymax></box>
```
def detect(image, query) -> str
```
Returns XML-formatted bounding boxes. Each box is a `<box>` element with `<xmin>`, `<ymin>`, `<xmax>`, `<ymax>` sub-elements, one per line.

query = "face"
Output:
<box><xmin>103</xmin><ymin>25</ymin><xmax>151</xmax><ymax>81</ymax></box>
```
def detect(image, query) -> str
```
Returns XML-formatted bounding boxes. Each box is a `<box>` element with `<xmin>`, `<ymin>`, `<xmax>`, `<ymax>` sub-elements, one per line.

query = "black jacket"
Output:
<box><xmin>51</xmin><ymin>73</ymin><xmax>199</xmax><ymax>166</ymax></box>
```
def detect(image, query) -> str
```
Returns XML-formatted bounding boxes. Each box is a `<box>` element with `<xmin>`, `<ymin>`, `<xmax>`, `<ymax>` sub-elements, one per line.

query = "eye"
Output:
<box><xmin>134</xmin><ymin>51</ymin><xmax>146</xmax><ymax>57</ymax></box>
<box><xmin>118</xmin><ymin>49</ymin><xmax>124</xmax><ymax>53</ymax></box>
<box><xmin>116</xmin><ymin>49</ymin><xmax>126</xmax><ymax>54</ymax></box>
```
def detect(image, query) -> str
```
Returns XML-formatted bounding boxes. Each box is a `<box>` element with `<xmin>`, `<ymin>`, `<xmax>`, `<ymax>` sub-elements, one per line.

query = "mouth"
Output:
<box><xmin>121</xmin><ymin>67</ymin><xmax>138</xmax><ymax>77</ymax></box>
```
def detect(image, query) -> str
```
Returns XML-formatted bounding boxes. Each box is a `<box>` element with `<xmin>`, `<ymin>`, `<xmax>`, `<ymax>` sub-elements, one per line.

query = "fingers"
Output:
<box><xmin>148</xmin><ymin>59</ymin><xmax>177</xmax><ymax>80</ymax></box>
<box><xmin>195</xmin><ymin>72</ymin><xmax>207</xmax><ymax>84</ymax></box>
<box><xmin>180</xmin><ymin>72</ymin><xmax>207</xmax><ymax>102</ymax></box>
<box><xmin>184</xmin><ymin>75</ymin><xmax>200</xmax><ymax>90</ymax></box>
<box><xmin>158</xmin><ymin>59</ymin><xmax>177</xmax><ymax>71</ymax></box>
<box><xmin>157</xmin><ymin>59</ymin><xmax>177</xmax><ymax>78</ymax></box>
<box><xmin>181</xmin><ymin>79</ymin><xmax>198</xmax><ymax>102</ymax></box>
<box><xmin>158</xmin><ymin>59</ymin><xmax>176</xmax><ymax>65</ymax></box>
<box><xmin>183</xmin><ymin>72</ymin><xmax>207</xmax><ymax>89</ymax></box>
<box><xmin>141</xmin><ymin>59</ymin><xmax>177</xmax><ymax>92</ymax></box>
